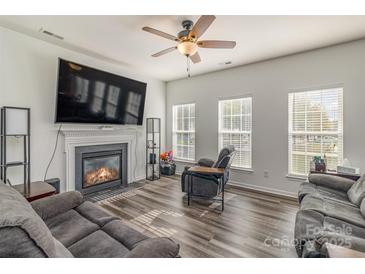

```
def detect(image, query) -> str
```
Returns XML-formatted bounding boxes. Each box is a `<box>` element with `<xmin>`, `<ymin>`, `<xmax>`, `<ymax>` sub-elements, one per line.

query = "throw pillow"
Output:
<box><xmin>347</xmin><ymin>175</ymin><xmax>365</xmax><ymax>205</ymax></box>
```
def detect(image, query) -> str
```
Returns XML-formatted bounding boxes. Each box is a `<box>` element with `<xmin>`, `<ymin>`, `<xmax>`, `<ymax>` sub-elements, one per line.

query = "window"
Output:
<box><xmin>218</xmin><ymin>97</ymin><xmax>252</xmax><ymax>169</ymax></box>
<box><xmin>288</xmin><ymin>88</ymin><xmax>343</xmax><ymax>176</ymax></box>
<box><xmin>172</xmin><ymin>103</ymin><xmax>195</xmax><ymax>161</ymax></box>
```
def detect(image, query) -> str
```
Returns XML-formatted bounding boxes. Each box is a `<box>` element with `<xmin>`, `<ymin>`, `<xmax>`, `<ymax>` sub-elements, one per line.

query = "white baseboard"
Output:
<box><xmin>133</xmin><ymin>175</ymin><xmax>146</xmax><ymax>182</ymax></box>
<box><xmin>228</xmin><ymin>180</ymin><xmax>297</xmax><ymax>199</ymax></box>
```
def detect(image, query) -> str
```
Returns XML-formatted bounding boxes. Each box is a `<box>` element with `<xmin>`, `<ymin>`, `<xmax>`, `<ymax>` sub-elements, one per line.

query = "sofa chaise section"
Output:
<box><xmin>0</xmin><ymin>183</ymin><xmax>179</xmax><ymax>258</ymax></box>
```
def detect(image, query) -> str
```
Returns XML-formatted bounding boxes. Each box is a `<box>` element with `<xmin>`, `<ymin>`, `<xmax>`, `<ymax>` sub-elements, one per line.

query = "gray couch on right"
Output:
<box><xmin>295</xmin><ymin>173</ymin><xmax>365</xmax><ymax>257</ymax></box>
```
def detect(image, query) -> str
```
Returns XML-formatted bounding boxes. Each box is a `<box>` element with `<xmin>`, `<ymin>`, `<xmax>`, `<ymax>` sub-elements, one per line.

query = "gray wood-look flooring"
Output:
<box><xmin>97</xmin><ymin>175</ymin><xmax>299</xmax><ymax>258</ymax></box>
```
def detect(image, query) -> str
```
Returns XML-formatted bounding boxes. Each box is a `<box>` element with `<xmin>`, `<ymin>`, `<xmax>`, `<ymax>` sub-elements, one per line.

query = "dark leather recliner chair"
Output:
<box><xmin>181</xmin><ymin>146</ymin><xmax>236</xmax><ymax>198</ymax></box>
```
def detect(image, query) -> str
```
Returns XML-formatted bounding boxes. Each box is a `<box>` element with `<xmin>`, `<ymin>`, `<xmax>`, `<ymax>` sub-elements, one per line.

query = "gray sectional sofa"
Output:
<box><xmin>295</xmin><ymin>173</ymin><xmax>365</xmax><ymax>257</ymax></box>
<box><xmin>0</xmin><ymin>183</ymin><xmax>179</xmax><ymax>258</ymax></box>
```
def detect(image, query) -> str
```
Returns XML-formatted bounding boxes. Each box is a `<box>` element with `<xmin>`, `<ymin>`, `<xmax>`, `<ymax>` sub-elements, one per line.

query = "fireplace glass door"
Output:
<box><xmin>82</xmin><ymin>153</ymin><xmax>121</xmax><ymax>188</ymax></box>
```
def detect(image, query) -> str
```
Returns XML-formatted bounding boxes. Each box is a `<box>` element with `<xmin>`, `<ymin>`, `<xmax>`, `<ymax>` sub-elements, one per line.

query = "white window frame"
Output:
<box><xmin>218</xmin><ymin>96</ymin><xmax>252</xmax><ymax>170</ymax></box>
<box><xmin>172</xmin><ymin>103</ymin><xmax>196</xmax><ymax>162</ymax></box>
<box><xmin>288</xmin><ymin>87</ymin><xmax>344</xmax><ymax>177</ymax></box>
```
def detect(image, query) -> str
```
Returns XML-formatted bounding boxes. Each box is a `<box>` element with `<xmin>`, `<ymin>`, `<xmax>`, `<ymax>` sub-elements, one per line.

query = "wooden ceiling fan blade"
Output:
<box><xmin>197</xmin><ymin>40</ymin><xmax>236</xmax><ymax>48</ymax></box>
<box><xmin>142</xmin><ymin>26</ymin><xmax>179</xmax><ymax>42</ymax></box>
<box><xmin>190</xmin><ymin>52</ymin><xmax>201</xmax><ymax>64</ymax></box>
<box><xmin>151</xmin><ymin>47</ymin><xmax>177</xmax><ymax>57</ymax></box>
<box><xmin>189</xmin><ymin>15</ymin><xmax>216</xmax><ymax>39</ymax></box>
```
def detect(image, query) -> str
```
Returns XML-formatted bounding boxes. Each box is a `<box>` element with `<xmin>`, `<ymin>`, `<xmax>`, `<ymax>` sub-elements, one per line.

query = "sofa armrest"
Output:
<box><xmin>197</xmin><ymin>158</ymin><xmax>215</xmax><ymax>167</ymax></box>
<box><xmin>125</xmin><ymin>237</ymin><xmax>180</xmax><ymax>258</ymax></box>
<box><xmin>308</xmin><ymin>173</ymin><xmax>355</xmax><ymax>192</ymax></box>
<box><xmin>31</xmin><ymin>191</ymin><xmax>83</xmax><ymax>220</ymax></box>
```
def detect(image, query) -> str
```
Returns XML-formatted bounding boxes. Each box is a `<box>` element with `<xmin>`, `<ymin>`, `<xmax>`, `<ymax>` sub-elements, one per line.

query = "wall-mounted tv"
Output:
<box><xmin>55</xmin><ymin>58</ymin><xmax>147</xmax><ymax>125</ymax></box>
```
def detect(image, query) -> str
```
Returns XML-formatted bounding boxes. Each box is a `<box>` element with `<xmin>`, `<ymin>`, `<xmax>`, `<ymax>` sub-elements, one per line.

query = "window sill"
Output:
<box><xmin>286</xmin><ymin>174</ymin><xmax>308</xmax><ymax>181</ymax></box>
<box><xmin>174</xmin><ymin>159</ymin><xmax>196</xmax><ymax>165</ymax></box>
<box><xmin>231</xmin><ymin>167</ymin><xmax>254</xmax><ymax>173</ymax></box>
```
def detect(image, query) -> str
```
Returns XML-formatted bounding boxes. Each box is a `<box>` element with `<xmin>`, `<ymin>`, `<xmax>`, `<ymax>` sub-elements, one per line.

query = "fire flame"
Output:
<box><xmin>84</xmin><ymin>166</ymin><xmax>119</xmax><ymax>187</ymax></box>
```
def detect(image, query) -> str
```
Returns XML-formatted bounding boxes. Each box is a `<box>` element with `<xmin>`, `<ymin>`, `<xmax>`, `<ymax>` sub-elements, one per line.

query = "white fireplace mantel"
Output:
<box><xmin>62</xmin><ymin>129</ymin><xmax>137</xmax><ymax>191</ymax></box>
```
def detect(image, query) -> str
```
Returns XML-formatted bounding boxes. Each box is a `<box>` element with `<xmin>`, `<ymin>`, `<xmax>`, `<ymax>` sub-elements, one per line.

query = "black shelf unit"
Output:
<box><xmin>146</xmin><ymin>118</ymin><xmax>160</xmax><ymax>181</ymax></box>
<box><xmin>0</xmin><ymin>107</ymin><xmax>31</xmax><ymax>194</ymax></box>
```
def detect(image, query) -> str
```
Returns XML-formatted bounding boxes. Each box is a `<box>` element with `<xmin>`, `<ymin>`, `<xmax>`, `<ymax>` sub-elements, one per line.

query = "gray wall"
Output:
<box><xmin>166</xmin><ymin>39</ymin><xmax>365</xmax><ymax>197</ymax></box>
<box><xmin>0</xmin><ymin>27</ymin><xmax>166</xmax><ymax>191</ymax></box>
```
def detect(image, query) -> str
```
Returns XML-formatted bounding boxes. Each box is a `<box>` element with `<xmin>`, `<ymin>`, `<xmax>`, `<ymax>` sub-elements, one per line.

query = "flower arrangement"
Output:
<box><xmin>160</xmin><ymin>151</ymin><xmax>173</xmax><ymax>162</ymax></box>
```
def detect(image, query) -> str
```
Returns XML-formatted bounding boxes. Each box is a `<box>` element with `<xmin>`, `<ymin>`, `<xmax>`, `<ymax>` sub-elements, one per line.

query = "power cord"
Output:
<box><xmin>43</xmin><ymin>124</ymin><xmax>62</xmax><ymax>182</ymax></box>
<box><xmin>129</xmin><ymin>127</ymin><xmax>139</xmax><ymax>183</ymax></box>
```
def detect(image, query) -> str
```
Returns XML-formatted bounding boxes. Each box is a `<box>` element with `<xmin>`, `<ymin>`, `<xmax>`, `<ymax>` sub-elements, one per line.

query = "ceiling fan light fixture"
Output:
<box><xmin>177</xmin><ymin>41</ymin><xmax>198</xmax><ymax>56</ymax></box>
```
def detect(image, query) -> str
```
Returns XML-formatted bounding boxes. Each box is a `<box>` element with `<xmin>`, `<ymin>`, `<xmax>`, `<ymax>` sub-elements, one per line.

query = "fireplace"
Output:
<box><xmin>75</xmin><ymin>143</ymin><xmax>128</xmax><ymax>194</ymax></box>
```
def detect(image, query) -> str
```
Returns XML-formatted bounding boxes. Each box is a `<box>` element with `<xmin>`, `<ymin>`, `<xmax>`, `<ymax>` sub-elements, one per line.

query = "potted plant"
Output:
<box><xmin>160</xmin><ymin>151</ymin><xmax>176</xmax><ymax>176</ymax></box>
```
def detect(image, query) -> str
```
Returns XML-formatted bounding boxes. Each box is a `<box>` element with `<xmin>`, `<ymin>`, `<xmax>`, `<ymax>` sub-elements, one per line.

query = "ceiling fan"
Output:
<box><xmin>142</xmin><ymin>15</ymin><xmax>236</xmax><ymax>74</ymax></box>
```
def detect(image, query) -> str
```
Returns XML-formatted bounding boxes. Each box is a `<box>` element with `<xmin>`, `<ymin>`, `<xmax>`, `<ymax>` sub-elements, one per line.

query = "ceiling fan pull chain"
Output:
<box><xmin>187</xmin><ymin>56</ymin><xmax>191</xmax><ymax>78</ymax></box>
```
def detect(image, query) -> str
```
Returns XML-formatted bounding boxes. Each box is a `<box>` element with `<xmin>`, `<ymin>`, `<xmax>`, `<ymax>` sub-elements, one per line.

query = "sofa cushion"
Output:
<box><xmin>54</xmin><ymin>238</ymin><xmax>74</xmax><ymax>258</ymax></box>
<box><xmin>0</xmin><ymin>227</ymin><xmax>47</xmax><ymax>257</ymax></box>
<box><xmin>301</xmin><ymin>195</ymin><xmax>365</xmax><ymax>229</ymax></box>
<box><xmin>125</xmin><ymin>237</ymin><xmax>180</xmax><ymax>258</ymax></box>
<box><xmin>347</xmin><ymin>175</ymin><xmax>365</xmax><ymax>205</ymax></box>
<box><xmin>75</xmin><ymin>201</ymin><xmax>118</xmax><ymax>227</ymax></box>
<box><xmin>0</xmin><ymin>183</ymin><xmax>56</xmax><ymax>257</ymax></box>
<box><xmin>298</xmin><ymin>182</ymin><xmax>353</xmax><ymax>205</ymax></box>
<box><xmin>46</xmin><ymin>209</ymin><xmax>99</xmax><ymax>247</ymax></box>
<box><xmin>308</xmin><ymin>173</ymin><xmax>355</xmax><ymax>192</ymax></box>
<box><xmin>319</xmin><ymin>233</ymin><xmax>365</xmax><ymax>255</ymax></box>
<box><xmin>68</xmin><ymin>230</ymin><xmax>130</xmax><ymax>258</ymax></box>
<box><xmin>31</xmin><ymin>191</ymin><xmax>83</xmax><ymax>220</ymax></box>
<box><xmin>102</xmin><ymin>220</ymin><xmax>148</xmax><ymax>249</ymax></box>
<box><xmin>323</xmin><ymin>216</ymin><xmax>365</xmax><ymax>240</ymax></box>
<box><xmin>295</xmin><ymin>209</ymin><xmax>365</xmax><ymax>257</ymax></box>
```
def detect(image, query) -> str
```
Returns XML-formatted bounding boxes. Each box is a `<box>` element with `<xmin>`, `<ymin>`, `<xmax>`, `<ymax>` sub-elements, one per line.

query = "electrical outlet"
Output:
<box><xmin>264</xmin><ymin>170</ymin><xmax>269</xmax><ymax>178</ymax></box>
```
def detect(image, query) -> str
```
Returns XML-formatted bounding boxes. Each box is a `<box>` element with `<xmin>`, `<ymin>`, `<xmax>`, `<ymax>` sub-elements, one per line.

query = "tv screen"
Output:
<box><xmin>55</xmin><ymin>59</ymin><xmax>147</xmax><ymax>125</ymax></box>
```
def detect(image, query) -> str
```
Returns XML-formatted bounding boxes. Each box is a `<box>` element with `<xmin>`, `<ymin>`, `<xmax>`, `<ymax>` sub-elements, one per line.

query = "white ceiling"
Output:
<box><xmin>1</xmin><ymin>15</ymin><xmax>365</xmax><ymax>81</ymax></box>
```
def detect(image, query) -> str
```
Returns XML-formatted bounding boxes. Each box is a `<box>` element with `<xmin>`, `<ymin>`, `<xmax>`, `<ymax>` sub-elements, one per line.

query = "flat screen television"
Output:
<box><xmin>55</xmin><ymin>58</ymin><xmax>147</xmax><ymax>125</ymax></box>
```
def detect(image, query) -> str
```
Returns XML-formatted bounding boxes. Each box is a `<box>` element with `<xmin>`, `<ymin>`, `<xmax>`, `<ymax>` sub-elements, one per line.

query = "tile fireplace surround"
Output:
<box><xmin>62</xmin><ymin>129</ymin><xmax>137</xmax><ymax>192</ymax></box>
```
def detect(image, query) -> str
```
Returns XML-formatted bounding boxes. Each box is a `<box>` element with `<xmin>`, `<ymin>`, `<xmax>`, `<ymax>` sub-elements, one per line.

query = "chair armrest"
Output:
<box><xmin>31</xmin><ymin>191</ymin><xmax>83</xmax><ymax>220</ymax></box>
<box><xmin>197</xmin><ymin>158</ymin><xmax>215</xmax><ymax>167</ymax></box>
<box><xmin>308</xmin><ymin>173</ymin><xmax>356</xmax><ymax>192</ymax></box>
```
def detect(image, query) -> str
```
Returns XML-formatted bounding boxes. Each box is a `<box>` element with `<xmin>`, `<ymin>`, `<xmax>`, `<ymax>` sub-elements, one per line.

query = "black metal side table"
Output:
<box><xmin>186</xmin><ymin>166</ymin><xmax>225</xmax><ymax>211</ymax></box>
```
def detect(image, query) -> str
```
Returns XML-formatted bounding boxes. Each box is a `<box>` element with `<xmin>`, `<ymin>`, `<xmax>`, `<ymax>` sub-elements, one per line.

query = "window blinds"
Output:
<box><xmin>218</xmin><ymin>97</ymin><xmax>252</xmax><ymax>169</ymax></box>
<box><xmin>172</xmin><ymin>103</ymin><xmax>195</xmax><ymax>161</ymax></box>
<box><xmin>288</xmin><ymin>88</ymin><xmax>343</xmax><ymax>176</ymax></box>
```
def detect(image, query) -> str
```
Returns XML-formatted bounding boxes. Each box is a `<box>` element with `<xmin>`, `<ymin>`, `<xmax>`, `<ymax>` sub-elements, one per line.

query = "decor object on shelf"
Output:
<box><xmin>337</xmin><ymin>158</ymin><xmax>360</xmax><ymax>176</ymax></box>
<box><xmin>0</xmin><ymin>106</ymin><xmax>30</xmax><ymax>193</ymax></box>
<box><xmin>146</xmin><ymin>118</ymin><xmax>161</xmax><ymax>181</ymax></box>
<box><xmin>142</xmin><ymin>15</ymin><xmax>236</xmax><ymax>77</ymax></box>
<box><xmin>160</xmin><ymin>151</ymin><xmax>176</xmax><ymax>176</ymax></box>
<box><xmin>310</xmin><ymin>155</ymin><xmax>327</xmax><ymax>173</ymax></box>
<box><xmin>149</xmin><ymin>153</ymin><xmax>156</xmax><ymax>164</ymax></box>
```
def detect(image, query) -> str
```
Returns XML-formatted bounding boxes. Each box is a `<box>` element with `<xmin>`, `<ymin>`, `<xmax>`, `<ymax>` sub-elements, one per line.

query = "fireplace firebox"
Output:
<box><xmin>75</xmin><ymin>143</ymin><xmax>128</xmax><ymax>195</ymax></box>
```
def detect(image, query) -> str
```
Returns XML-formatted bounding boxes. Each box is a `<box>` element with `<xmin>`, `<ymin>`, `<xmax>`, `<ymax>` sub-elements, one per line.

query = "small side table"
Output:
<box><xmin>310</xmin><ymin>170</ymin><xmax>361</xmax><ymax>181</ymax></box>
<box><xmin>186</xmin><ymin>166</ymin><xmax>225</xmax><ymax>211</ymax></box>
<box><xmin>13</xmin><ymin>181</ymin><xmax>56</xmax><ymax>202</ymax></box>
<box><xmin>325</xmin><ymin>243</ymin><xmax>365</xmax><ymax>258</ymax></box>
